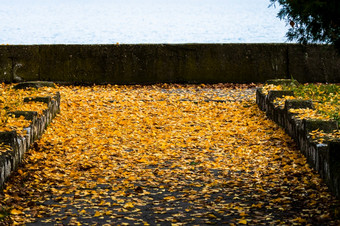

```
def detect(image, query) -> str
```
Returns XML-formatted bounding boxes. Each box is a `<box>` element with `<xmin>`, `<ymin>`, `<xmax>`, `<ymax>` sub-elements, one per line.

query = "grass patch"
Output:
<box><xmin>285</xmin><ymin>83</ymin><xmax>340</xmax><ymax>124</ymax></box>
<box><xmin>262</xmin><ymin>82</ymin><xmax>340</xmax><ymax>141</ymax></box>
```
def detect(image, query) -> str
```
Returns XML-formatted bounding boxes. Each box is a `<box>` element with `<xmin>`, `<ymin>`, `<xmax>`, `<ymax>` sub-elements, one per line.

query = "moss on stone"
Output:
<box><xmin>13</xmin><ymin>81</ymin><xmax>55</xmax><ymax>89</ymax></box>
<box><xmin>285</xmin><ymin>99</ymin><xmax>314</xmax><ymax>110</ymax></box>
<box><xmin>266</xmin><ymin>79</ymin><xmax>299</xmax><ymax>86</ymax></box>
<box><xmin>23</xmin><ymin>96</ymin><xmax>51</xmax><ymax>104</ymax></box>
<box><xmin>8</xmin><ymin>111</ymin><xmax>37</xmax><ymax>121</ymax></box>
<box><xmin>303</xmin><ymin>119</ymin><xmax>339</xmax><ymax>134</ymax></box>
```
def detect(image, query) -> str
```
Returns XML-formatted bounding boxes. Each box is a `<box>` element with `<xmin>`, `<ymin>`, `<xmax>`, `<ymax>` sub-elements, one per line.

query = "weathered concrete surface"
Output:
<box><xmin>38</xmin><ymin>44</ymin><xmax>288</xmax><ymax>84</ymax></box>
<box><xmin>0</xmin><ymin>46</ymin><xmax>12</xmax><ymax>82</ymax></box>
<box><xmin>39</xmin><ymin>45</ymin><xmax>108</xmax><ymax>83</ymax></box>
<box><xmin>0</xmin><ymin>44</ymin><xmax>339</xmax><ymax>84</ymax></box>
<box><xmin>9</xmin><ymin>46</ymin><xmax>40</xmax><ymax>82</ymax></box>
<box><xmin>288</xmin><ymin>45</ymin><xmax>340</xmax><ymax>83</ymax></box>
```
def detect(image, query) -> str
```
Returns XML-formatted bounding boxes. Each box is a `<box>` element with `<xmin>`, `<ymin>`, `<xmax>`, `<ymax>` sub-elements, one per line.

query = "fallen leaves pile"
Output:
<box><xmin>1</xmin><ymin>84</ymin><xmax>339</xmax><ymax>225</ymax></box>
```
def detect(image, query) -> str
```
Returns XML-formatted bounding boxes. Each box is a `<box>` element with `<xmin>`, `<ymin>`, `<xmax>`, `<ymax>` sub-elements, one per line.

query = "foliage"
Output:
<box><xmin>270</xmin><ymin>0</ymin><xmax>340</xmax><ymax>51</ymax></box>
<box><xmin>0</xmin><ymin>83</ymin><xmax>54</xmax><ymax>136</ymax></box>
<box><xmin>286</xmin><ymin>83</ymin><xmax>340</xmax><ymax>124</ymax></box>
<box><xmin>263</xmin><ymin>82</ymin><xmax>340</xmax><ymax>142</ymax></box>
<box><xmin>263</xmin><ymin>83</ymin><xmax>340</xmax><ymax>124</ymax></box>
<box><xmin>1</xmin><ymin>84</ymin><xmax>339</xmax><ymax>225</ymax></box>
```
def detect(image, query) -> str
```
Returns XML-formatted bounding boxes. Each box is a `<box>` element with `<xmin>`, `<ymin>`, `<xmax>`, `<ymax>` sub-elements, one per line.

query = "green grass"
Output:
<box><xmin>284</xmin><ymin>83</ymin><xmax>340</xmax><ymax>124</ymax></box>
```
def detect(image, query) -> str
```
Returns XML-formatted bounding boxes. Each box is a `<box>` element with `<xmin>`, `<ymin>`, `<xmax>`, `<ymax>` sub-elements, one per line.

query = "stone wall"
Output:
<box><xmin>0</xmin><ymin>44</ymin><xmax>339</xmax><ymax>84</ymax></box>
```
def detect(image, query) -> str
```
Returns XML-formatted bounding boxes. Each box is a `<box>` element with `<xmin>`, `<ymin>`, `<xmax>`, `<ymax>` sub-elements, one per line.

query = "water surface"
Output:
<box><xmin>0</xmin><ymin>0</ymin><xmax>289</xmax><ymax>44</ymax></box>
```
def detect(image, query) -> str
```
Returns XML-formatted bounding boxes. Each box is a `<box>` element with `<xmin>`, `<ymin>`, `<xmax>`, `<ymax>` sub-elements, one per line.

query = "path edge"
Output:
<box><xmin>0</xmin><ymin>91</ymin><xmax>60</xmax><ymax>191</ymax></box>
<box><xmin>256</xmin><ymin>82</ymin><xmax>340</xmax><ymax>199</ymax></box>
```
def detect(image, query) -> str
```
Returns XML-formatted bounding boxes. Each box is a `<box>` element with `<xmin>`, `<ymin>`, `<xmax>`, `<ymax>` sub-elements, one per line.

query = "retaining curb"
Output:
<box><xmin>256</xmin><ymin>86</ymin><xmax>340</xmax><ymax>199</ymax></box>
<box><xmin>0</xmin><ymin>92</ymin><xmax>60</xmax><ymax>190</ymax></box>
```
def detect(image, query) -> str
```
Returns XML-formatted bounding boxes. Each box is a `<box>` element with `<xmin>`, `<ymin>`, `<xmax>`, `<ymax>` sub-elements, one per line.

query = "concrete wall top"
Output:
<box><xmin>0</xmin><ymin>44</ymin><xmax>339</xmax><ymax>84</ymax></box>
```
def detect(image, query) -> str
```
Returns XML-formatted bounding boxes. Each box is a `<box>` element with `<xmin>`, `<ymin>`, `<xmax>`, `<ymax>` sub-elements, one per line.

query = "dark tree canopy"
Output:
<box><xmin>270</xmin><ymin>0</ymin><xmax>340</xmax><ymax>51</ymax></box>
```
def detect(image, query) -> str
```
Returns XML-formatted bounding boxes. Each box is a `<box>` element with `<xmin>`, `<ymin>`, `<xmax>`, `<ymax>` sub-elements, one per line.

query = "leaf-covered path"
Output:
<box><xmin>1</xmin><ymin>84</ymin><xmax>339</xmax><ymax>225</ymax></box>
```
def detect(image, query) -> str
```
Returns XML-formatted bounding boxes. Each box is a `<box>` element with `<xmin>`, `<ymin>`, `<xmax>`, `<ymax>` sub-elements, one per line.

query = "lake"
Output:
<box><xmin>0</xmin><ymin>0</ymin><xmax>290</xmax><ymax>44</ymax></box>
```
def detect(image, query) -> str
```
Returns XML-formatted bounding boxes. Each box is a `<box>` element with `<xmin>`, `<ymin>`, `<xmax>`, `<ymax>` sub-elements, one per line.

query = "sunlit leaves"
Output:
<box><xmin>0</xmin><ymin>84</ymin><xmax>339</xmax><ymax>225</ymax></box>
<box><xmin>10</xmin><ymin>209</ymin><xmax>23</xmax><ymax>215</ymax></box>
<box><xmin>0</xmin><ymin>143</ymin><xmax>12</xmax><ymax>153</ymax></box>
<box><xmin>289</xmin><ymin>108</ymin><xmax>330</xmax><ymax>120</ymax></box>
<box><xmin>0</xmin><ymin>83</ymin><xmax>55</xmax><ymax>136</ymax></box>
<box><xmin>264</xmin><ymin>83</ymin><xmax>340</xmax><ymax>141</ymax></box>
<box><xmin>0</xmin><ymin>115</ymin><xmax>31</xmax><ymax>136</ymax></box>
<box><xmin>287</xmin><ymin>83</ymin><xmax>340</xmax><ymax>124</ymax></box>
<box><xmin>16</xmin><ymin>101</ymin><xmax>48</xmax><ymax>116</ymax></box>
<box><xmin>262</xmin><ymin>84</ymin><xmax>283</xmax><ymax>95</ymax></box>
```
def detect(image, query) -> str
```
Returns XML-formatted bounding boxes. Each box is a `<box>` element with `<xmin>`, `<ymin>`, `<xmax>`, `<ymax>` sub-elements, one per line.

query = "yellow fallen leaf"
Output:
<box><xmin>238</xmin><ymin>219</ymin><xmax>247</xmax><ymax>224</ymax></box>
<box><xmin>207</xmin><ymin>213</ymin><xmax>217</xmax><ymax>218</ymax></box>
<box><xmin>164</xmin><ymin>196</ymin><xmax>176</xmax><ymax>201</ymax></box>
<box><xmin>293</xmin><ymin>217</ymin><xmax>307</xmax><ymax>223</ymax></box>
<box><xmin>94</xmin><ymin>211</ymin><xmax>102</xmax><ymax>217</ymax></box>
<box><xmin>239</xmin><ymin>212</ymin><xmax>248</xmax><ymax>217</ymax></box>
<box><xmin>10</xmin><ymin>209</ymin><xmax>23</xmax><ymax>215</ymax></box>
<box><xmin>79</xmin><ymin>209</ymin><xmax>87</xmax><ymax>214</ymax></box>
<box><xmin>251</xmin><ymin>203</ymin><xmax>263</xmax><ymax>208</ymax></box>
<box><xmin>123</xmin><ymin>202</ymin><xmax>134</xmax><ymax>209</ymax></box>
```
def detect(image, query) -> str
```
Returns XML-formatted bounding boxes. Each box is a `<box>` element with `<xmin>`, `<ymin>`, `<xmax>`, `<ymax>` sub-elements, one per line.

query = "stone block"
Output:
<box><xmin>256</xmin><ymin>88</ymin><xmax>267</xmax><ymax>111</ymax></box>
<box><xmin>284</xmin><ymin>99</ymin><xmax>314</xmax><ymax>110</ymax></box>
<box><xmin>13</xmin><ymin>81</ymin><xmax>56</xmax><ymax>89</ymax></box>
<box><xmin>303</xmin><ymin>119</ymin><xmax>339</xmax><ymax>134</ymax></box>
<box><xmin>266</xmin><ymin>90</ymin><xmax>295</xmax><ymax>124</ymax></box>
<box><xmin>284</xmin><ymin>99</ymin><xmax>314</xmax><ymax>140</ymax></box>
<box><xmin>24</xmin><ymin>96</ymin><xmax>52</xmax><ymax>104</ymax></box>
<box><xmin>267</xmin><ymin>90</ymin><xmax>295</xmax><ymax>103</ymax></box>
<box><xmin>0</xmin><ymin>152</ymin><xmax>12</xmax><ymax>189</ymax></box>
<box><xmin>300</xmin><ymin>119</ymin><xmax>338</xmax><ymax>157</ymax></box>
<box><xmin>0</xmin><ymin>131</ymin><xmax>17</xmax><ymax>146</ymax></box>
<box><xmin>329</xmin><ymin>140</ymin><xmax>340</xmax><ymax>197</ymax></box>
<box><xmin>265</xmin><ymin>79</ymin><xmax>299</xmax><ymax>86</ymax></box>
<box><xmin>8</xmin><ymin>111</ymin><xmax>38</xmax><ymax>121</ymax></box>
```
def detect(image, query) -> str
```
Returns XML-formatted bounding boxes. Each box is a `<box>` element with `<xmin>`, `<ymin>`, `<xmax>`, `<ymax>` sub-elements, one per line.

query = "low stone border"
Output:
<box><xmin>0</xmin><ymin>91</ymin><xmax>60</xmax><ymax>190</ymax></box>
<box><xmin>256</xmin><ymin>83</ymin><xmax>340</xmax><ymax>199</ymax></box>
